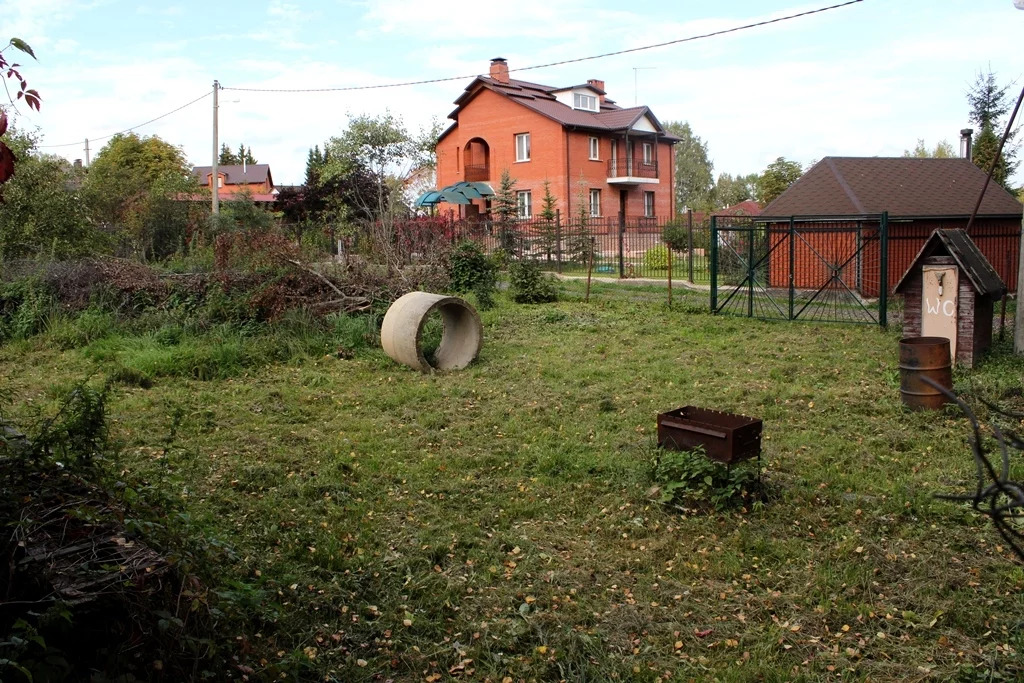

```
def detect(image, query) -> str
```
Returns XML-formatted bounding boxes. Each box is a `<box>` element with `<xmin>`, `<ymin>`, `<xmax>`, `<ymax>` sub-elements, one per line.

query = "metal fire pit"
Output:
<box><xmin>657</xmin><ymin>406</ymin><xmax>762</xmax><ymax>464</ymax></box>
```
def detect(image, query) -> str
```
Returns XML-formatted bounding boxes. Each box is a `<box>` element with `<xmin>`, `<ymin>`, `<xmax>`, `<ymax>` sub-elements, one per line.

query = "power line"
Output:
<box><xmin>223</xmin><ymin>0</ymin><xmax>864</xmax><ymax>94</ymax></box>
<box><xmin>38</xmin><ymin>90</ymin><xmax>212</xmax><ymax>149</ymax></box>
<box><xmin>33</xmin><ymin>0</ymin><xmax>865</xmax><ymax>150</ymax></box>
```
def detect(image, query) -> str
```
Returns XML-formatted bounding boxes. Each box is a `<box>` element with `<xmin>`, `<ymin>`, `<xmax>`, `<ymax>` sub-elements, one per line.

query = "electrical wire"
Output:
<box><xmin>32</xmin><ymin>0</ymin><xmax>864</xmax><ymax>149</ymax></box>
<box><xmin>223</xmin><ymin>0</ymin><xmax>864</xmax><ymax>93</ymax></box>
<box><xmin>37</xmin><ymin>90</ymin><xmax>212</xmax><ymax>149</ymax></box>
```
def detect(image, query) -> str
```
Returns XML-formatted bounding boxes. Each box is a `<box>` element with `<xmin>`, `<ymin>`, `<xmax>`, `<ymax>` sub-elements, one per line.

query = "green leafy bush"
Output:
<box><xmin>0</xmin><ymin>280</ymin><xmax>57</xmax><ymax>342</ymax></box>
<box><xmin>449</xmin><ymin>240</ymin><xmax>497</xmax><ymax>309</ymax></box>
<box><xmin>652</xmin><ymin>446</ymin><xmax>758</xmax><ymax>511</ymax></box>
<box><xmin>642</xmin><ymin>245</ymin><xmax>671</xmax><ymax>272</ymax></box>
<box><xmin>661</xmin><ymin>220</ymin><xmax>689</xmax><ymax>252</ymax></box>
<box><xmin>508</xmin><ymin>260</ymin><xmax>558</xmax><ymax>304</ymax></box>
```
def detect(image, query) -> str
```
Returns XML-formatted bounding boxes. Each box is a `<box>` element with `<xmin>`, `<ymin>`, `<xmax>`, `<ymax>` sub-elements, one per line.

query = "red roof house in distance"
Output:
<box><xmin>435</xmin><ymin>58</ymin><xmax>679</xmax><ymax>222</ymax></box>
<box><xmin>192</xmin><ymin>163</ymin><xmax>277</xmax><ymax>203</ymax></box>
<box><xmin>713</xmin><ymin>200</ymin><xmax>762</xmax><ymax>218</ymax></box>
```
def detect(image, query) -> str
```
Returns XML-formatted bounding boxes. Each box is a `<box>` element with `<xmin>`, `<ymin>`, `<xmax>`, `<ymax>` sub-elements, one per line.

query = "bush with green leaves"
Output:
<box><xmin>642</xmin><ymin>245</ymin><xmax>671</xmax><ymax>272</ymax></box>
<box><xmin>449</xmin><ymin>240</ymin><xmax>497</xmax><ymax>309</ymax></box>
<box><xmin>508</xmin><ymin>260</ymin><xmax>558</xmax><ymax>304</ymax></box>
<box><xmin>0</xmin><ymin>279</ymin><xmax>57</xmax><ymax>342</ymax></box>
<box><xmin>652</xmin><ymin>446</ymin><xmax>758</xmax><ymax>511</ymax></box>
<box><xmin>661</xmin><ymin>220</ymin><xmax>690</xmax><ymax>252</ymax></box>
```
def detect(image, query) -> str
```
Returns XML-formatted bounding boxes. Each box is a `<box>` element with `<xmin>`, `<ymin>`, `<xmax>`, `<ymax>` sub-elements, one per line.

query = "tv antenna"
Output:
<box><xmin>633</xmin><ymin>67</ymin><xmax>655</xmax><ymax>105</ymax></box>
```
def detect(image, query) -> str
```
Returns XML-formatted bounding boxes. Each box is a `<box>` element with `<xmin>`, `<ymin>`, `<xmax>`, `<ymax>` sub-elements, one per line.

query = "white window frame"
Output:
<box><xmin>589</xmin><ymin>137</ymin><xmax>600</xmax><ymax>160</ymax></box>
<box><xmin>574</xmin><ymin>93</ymin><xmax>597</xmax><ymax>111</ymax></box>
<box><xmin>515</xmin><ymin>133</ymin><xmax>531</xmax><ymax>162</ymax></box>
<box><xmin>217</xmin><ymin>176</ymin><xmax>224</xmax><ymax>188</ymax></box>
<box><xmin>644</xmin><ymin>191</ymin><xmax>655</xmax><ymax>218</ymax></box>
<box><xmin>517</xmin><ymin>190</ymin><xmax>532</xmax><ymax>219</ymax></box>
<box><xmin>589</xmin><ymin>189</ymin><xmax>601</xmax><ymax>217</ymax></box>
<box><xmin>642</xmin><ymin>142</ymin><xmax>654</xmax><ymax>164</ymax></box>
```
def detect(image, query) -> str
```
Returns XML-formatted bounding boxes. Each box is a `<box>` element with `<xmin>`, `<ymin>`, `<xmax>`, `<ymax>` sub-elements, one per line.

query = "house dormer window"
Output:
<box><xmin>573</xmin><ymin>93</ymin><xmax>598</xmax><ymax>111</ymax></box>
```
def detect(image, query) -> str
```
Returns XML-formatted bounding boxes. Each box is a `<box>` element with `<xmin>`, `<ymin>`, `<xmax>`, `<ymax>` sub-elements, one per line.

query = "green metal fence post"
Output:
<box><xmin>710</xmin><ymin>216</ymin><xmax>718</xmax><ymax>314</ymax></box>
<box><xmin>879</xmin><ymin>211</ymin><xmax>889</xmax><ymax>328</ymax></box>
<box><xmin>555</xmin><ymin>209</ymin><xmax>562</xmax><ymax>274</ymax></box>
<box><xmin>788</xmin><ymin>217</ymin><xmax>795</xmax><ymax>320</ymax></box>
<box><xmin>747</xmin><ymin>220</ymin><xmax>755</xmax><ymax>318</ymax></box>
<box><xmin>687</xmin><ymin>208</ymin><xmax>694</xmax><ymax>283</ymax></box>
<box><xmin>618</xmin><ymin>213</ymin><xmax>626</xmax><ymax>278</ymax></box>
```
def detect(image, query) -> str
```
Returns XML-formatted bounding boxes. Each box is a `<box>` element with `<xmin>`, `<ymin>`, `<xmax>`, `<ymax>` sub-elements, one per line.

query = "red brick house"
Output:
<box><xmin>713</xmin><ymin>200</ymin><xmax>762</xmax><ymax>218</ymax></box>
<box><xmin>435</xmin><ymin>58</ymin><xmax>679</xmax><ymax>222</ymax></box>
<box><xmin>192</xmin><ymin>163</ymin><xmax>276</xmax><ymax>203</ymax></box>
<box><xmin>757</xmin><ymin>157</ymin><xmax>1022</xmax><ymax>295</ymax></box>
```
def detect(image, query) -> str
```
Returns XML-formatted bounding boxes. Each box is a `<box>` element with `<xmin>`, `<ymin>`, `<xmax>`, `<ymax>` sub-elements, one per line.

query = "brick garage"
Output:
<box><xmin>757</xmin><ymin>157</ymin><xmax>1022</xmax><ymax>295</ymax></box>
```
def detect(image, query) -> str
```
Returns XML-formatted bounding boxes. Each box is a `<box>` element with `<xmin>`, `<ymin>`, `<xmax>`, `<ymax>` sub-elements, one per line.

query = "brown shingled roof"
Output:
<box><xmin>443</xmin><ymin>74</ymin><xmax>680</xmax><ymax>141</ymax></box>
<box><xmin>760</xmin><ymin>157</ymin><xmax>1022</xmax><ymax>218</ymax></box>
<box><xmin>193</xmin><ymin>163</ymin><xmax>273</xmax><ymax>187</ymax></box>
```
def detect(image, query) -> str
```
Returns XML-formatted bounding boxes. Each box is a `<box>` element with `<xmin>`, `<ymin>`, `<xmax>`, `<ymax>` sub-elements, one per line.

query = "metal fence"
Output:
<box><xmin>711</xmin><ymin>215</ymin><xmax>890</xmax><ymax>326</ymax></box>
<box><xmin>452</xmin><ymin>215</ymin><xmax>713</xmax><ymax>283</ymax></box>
<box><xmin>711</xmin><ymin>213</ymin><xmax>1021</xmax><ymax>327</ymax></box>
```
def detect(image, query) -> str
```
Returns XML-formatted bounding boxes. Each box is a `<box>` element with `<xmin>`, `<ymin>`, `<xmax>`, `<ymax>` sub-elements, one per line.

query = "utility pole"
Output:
<box><xmin>84</xmin><ymin>138</ymin><xmax>90</xmax><ymax>167</ymax></box>
<box><xmin>212</xmin><ymin>79</ymin><xmax>220</xmax><ymax>215</ymax></box>
<box><xmin>1016</xmin><ymin>204</ymin><xmax>1024</xmax><ymax>353</ymax></box>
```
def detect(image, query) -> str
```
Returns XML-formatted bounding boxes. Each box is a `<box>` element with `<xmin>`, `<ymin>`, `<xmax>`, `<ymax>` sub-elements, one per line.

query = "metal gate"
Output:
<box><xmin>711</xmin><ymin>214</ymin><xmax>889</xmax><ymax>326</ymax></box>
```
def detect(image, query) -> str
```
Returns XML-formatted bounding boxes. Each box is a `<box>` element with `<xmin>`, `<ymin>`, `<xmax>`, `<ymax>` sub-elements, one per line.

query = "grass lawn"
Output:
<box><xmin>3</xmin><ymin>286</ymin><xmax>1024</xmax><ymax>681</ymax></box>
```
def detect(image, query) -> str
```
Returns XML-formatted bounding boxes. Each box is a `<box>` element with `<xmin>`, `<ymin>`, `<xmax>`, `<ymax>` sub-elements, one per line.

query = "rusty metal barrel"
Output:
<box><xmin>898</xmin><ymin>337</ymin><xmax>952</xmax><ymax>410</ymax></box>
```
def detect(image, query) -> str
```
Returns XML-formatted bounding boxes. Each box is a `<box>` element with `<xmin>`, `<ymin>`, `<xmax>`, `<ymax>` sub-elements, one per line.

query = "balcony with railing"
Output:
<box><xmin>464</xmin><ymin>164</ymin><xmax>489</xmax><ymax>182</ymax></box>
<box><xmin>607</xmin><ymin>157</ymin><xmax>659</xmax><ymax>184</ymax></box>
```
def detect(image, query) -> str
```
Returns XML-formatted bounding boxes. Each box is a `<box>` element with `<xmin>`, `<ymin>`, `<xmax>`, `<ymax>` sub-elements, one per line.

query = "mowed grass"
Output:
<box><xmin>3</xmin><ymin>288</ymin><xmax>1024</xmax><ymax>681</ymax></box>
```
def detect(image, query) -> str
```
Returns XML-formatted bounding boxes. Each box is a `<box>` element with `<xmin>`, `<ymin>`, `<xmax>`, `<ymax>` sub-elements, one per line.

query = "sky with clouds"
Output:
<box><xmin>3</xmin><ymin>0</ymin><xmax>1022</xmax><ymax>187</ymax></box>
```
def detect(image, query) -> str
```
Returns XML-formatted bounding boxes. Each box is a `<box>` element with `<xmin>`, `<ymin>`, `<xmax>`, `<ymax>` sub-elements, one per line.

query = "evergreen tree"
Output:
<box><xmin>536</xmin><ymin>179</ymin><xmax>559</xmax><ymax>262</ymax></box>
<box><xmin>966</xmin><ymin>69</ymin><xmax>1019</xmax><ymax>190</ymax></box>
<box><xmin>237</xmin><ymin>144</ymin><xmax>257</xmax><ymax>165</ymax></box>
<box><xmin>219</xmin><ymin>143</ymin><xmax>237</xmax><ymax>165</ymax></box>
<box><xmin>492</xmin><ymin>168</ymin><xmax>520</xmax><ymax>255</ymax></box>
<box><xmin>566</xmin><ymin>172</ymin><xmax>595</xmax><ymax>267</ymax></box>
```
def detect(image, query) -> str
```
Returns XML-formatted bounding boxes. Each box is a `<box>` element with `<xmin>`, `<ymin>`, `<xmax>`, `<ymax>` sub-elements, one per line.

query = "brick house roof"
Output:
<box><xmin>192</xmin><ymin>163</ymin><xmax>273</xmax><ymax>187</ymax></box>
<box><xmin>712</xmin><ymin>200</ymin><xmax>762</xmax><ymax>217</ymax></box>
<box><xmin>441</xmin><ymin>74</ymin><xmax>680</xmax><ymax>141</ymax></box>
<box><xmin>760</xmin><ymin>157</ymin><xmax>1022</xmax><ymax>218</ymax></box>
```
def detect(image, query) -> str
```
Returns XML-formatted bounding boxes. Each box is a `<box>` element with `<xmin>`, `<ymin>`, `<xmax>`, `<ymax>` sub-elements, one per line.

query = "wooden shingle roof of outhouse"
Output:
<box><xmin>894</xmin><ymin>228</ymin><xmax>1006</xmax><ymax>297</ymax></box>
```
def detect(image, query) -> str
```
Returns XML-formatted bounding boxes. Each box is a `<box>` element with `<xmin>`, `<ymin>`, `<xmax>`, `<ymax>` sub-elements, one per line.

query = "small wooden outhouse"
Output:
<box><xmin>894</xmin><ymin>229</ymin><xmax>1006</xmax><ymax>368</ymax></box>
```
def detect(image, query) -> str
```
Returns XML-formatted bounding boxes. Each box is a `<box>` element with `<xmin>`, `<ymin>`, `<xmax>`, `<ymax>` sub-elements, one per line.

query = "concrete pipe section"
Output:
<box><xmin>380</xmin><ymin>292</ymin><xmax>483</xmax><ymax>372</ymax></box>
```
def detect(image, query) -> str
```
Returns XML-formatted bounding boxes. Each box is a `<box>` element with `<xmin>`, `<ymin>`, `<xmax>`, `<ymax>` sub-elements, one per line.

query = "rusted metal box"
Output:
<box><xmin>657</xmin><ymin>406</ymin><xmax>762</xmax><ymax>464</ymax></box>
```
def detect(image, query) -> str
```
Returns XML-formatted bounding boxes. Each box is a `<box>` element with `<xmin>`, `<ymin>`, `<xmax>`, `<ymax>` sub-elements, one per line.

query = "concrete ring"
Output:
<box><xmin>380</xmin><ymin>292</ymin><xmax>483</xmax><ymax>372</ymax></box>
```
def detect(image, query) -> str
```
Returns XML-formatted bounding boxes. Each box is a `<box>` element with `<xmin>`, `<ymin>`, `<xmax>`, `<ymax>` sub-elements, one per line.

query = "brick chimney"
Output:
<box><xmin>587</xmin><ymin>79</ymin><xmax>606</xmax><ymax>103</ymax></box>
<box><xmin>489</xmin><ymin>57</ymin><xmax>509</xmax><ymax>84</ymax></box>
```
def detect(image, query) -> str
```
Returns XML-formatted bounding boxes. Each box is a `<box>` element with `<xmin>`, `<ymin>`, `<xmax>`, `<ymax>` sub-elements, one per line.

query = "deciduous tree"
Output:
<box><xmin>664</xmin><ymin>121</ymin><xmax>714</xmax><ymax>213</ymax></box>
<box><xmin>713</xmin><ymin>172</ymin><xmax>757</xmax><ymax>208</ymax></box>
<box><xmin>0</xmin><ymin>126</ymin><xmax>95</xmax><ymax>259</ymax></box>
<box><xmin>82</xmin><ymin>133</ymin><xmax>199</xmax><ymax>259</ymax></box>
<box><xmin>755</xmin><ymin>157</ymin><xmax>802</xmax><ymax>205</ymax></box>
<box><xmin>1</xmin><ymin>37</ymin><xmax>41</xmax><ymax>185</ymax></box>
<box><xmin>903</xmin><ymin>139</ymin><xmax>956</xmax><ymax>158</ymax></box>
